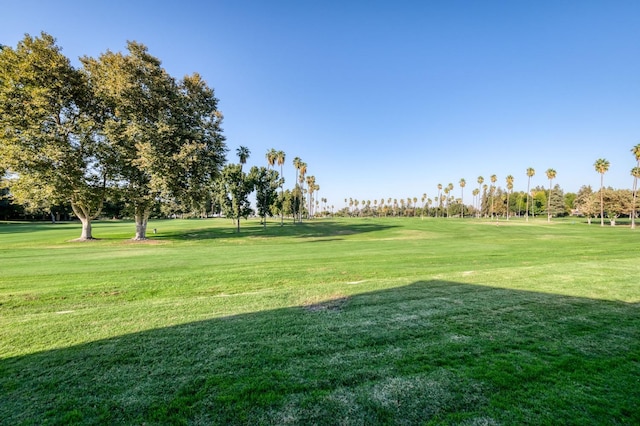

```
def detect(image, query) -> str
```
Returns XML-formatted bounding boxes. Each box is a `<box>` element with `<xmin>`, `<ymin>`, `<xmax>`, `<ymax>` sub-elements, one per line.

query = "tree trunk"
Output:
<box><xmin>71</xmin><ymin>203</ymin><xmax>94</xmax><ymax>240</ymax></box>
<box><xmin>134</xmin><ymin>208</ymin><xmax>150</xmax><ymax>240</ymax></box>
<box><xmin>631</xmin><ymin>178</ymin><xmax>637</xmax><ymax>229</ymax></box>
<box><xmin>79</xmin><ymin>216</ymin><xmax>93</xmax><ymax>240</ymax></box>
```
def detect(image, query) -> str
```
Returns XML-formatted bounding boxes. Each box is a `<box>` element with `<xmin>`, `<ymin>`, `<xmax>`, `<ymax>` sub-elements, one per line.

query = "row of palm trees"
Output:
<box><xmin>235</xmin><ymin>144</ymin><xmax>640</xmax><ymax>227</ymax></box>
<box><xmin>233</xmin><ymin>146</ymin><xmax>323</xmax><ymax>223</ymax></box>
<box><xmin>340</xmin><ymin>144</ymin><xmax>640</xmax><ymax>227</ymax></box>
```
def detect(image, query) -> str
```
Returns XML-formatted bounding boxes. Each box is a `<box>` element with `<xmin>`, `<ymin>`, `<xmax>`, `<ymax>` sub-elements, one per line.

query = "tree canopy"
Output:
<box><xmin>0</xmin><ymin>33</ymin><xmax>226</xmax><ymax>239</ymax></box>
<box><xmin>0</xmin><ymin>33</ymin><xmax>106</xmax><ymax>239</ymax></box>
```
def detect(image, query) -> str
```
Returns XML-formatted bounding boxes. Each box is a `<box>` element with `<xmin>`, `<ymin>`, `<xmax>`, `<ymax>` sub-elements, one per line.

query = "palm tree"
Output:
<box><xmin>631</xmin><ymin>167</ymin><xmax>640</xmax><ymax>229</ymax></box>
<box><xmin>631</xmin><ymin>144</ymin><xmax>640</xmax><ymax>229</ymax></box>
<box><xmin>446</xmin><ymin>183</ymin><xmax>454</xmax><ymax>217</ymax></box>
<box><xmin>306</xmin><ymin>175</ymin><xmax>316</xmax><ymax>218</ymax></box>
<box><xmin>236</xmin><ymin>146</ymin><xmax>250</xmax><ymax>170</ymax></box>
<box><xmin>545</xmin><ymin>168</ymin><xmax>557</xmax><ymax>222</ymax></box>
<box><xmin>292</xmin><ymin>157</ymin><xmax>301</xmax><ymax>223</ymax></box>
<box><xmin>266</xmin><ymin>149</ymin><xmax>277</xmax><ymax>169</ymax></box>
<box><xmin>472</xmin><ymin>188</ymin><xmax>480</xmax><ymax>217</ymax></box>
<box><xmin>459</xmin><ymin>178</ymin><xmax>466</xmax><ymax>218</ymax></box>
<box><xmin>490</xmin><ymin>175</ymin><xmax>497</xmax><ymax>219</ymax></box>
<box><xmin>436</xmin><ymin>183</ymin><xmax>442</xmax><ymax>217</ymax></box>
<box><xmin>594</xmin><ymin>158</ymin><xmax>610</xmax><ymax>226</ymax></box>
<box><xmin>297</xmin><ymin>161</ymin><xmax>307</xmax><ymax>222</ymax></box>
<box><xmin>276</xmin><ymin>150</ymin><xmax>286</xmax><ymax>225</ymax></box>
<box><xmin>505</xmin><ymin>175</ymin><xmax>514</xmax><ymax>220</ymax></box>
<box><xmin>476</xmin><ymin>176</ymin><xmax>484</xmax><ymax>218</ymax></box>
<box><xmin>525</xmin><ymin>167</ymin><xmax>535</xmax><ymax>221</ymax></box>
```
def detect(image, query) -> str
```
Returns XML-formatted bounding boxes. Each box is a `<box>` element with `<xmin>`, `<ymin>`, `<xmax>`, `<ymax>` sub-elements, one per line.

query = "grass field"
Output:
<box><xmin>1</xmin><ymin>217</ymin><xmax>639</xmax><ymax>425</ymax></box>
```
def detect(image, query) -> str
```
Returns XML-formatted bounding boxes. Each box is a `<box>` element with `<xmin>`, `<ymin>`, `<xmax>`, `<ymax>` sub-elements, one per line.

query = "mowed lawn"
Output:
<box><xmin>0</xmin><ymin>217</ymin><xmax>638</xmax><ymax>425</ymax></box>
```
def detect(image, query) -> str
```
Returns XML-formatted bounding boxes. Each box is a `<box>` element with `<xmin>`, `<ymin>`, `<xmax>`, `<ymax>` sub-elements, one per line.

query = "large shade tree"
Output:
<box><xmin>250</xmin><ymin>166</ymin><xmax>280</xmax><ymax>229</ymax></box>
<box><xmin>0</xmin><ymin>33</ymin><xmax>107</xmax><ymax>240</ymax></box>
<box><xmin>82</xmin><ymin>42</ymin><xmax>226</xmax><ymax>239</ymax></box>
<box><xmin>217</xmin><ymin>164</ymin><xmax>253</xmax><ymax>232</ymax></box>
<box><xmin>575</xmin><ymin>185</ymin><xmax>597</xmax><ymax>224</ymax></box>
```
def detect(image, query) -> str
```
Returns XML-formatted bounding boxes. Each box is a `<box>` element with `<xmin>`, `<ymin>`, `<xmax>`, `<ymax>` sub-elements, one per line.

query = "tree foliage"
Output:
<box><xmin>0</xmin><ymin>33</ymin><xmax>106</xmax><ymax>239</ymax></box>
<box><xmin>216</xmin><ymin>164</ymin><xmax>253</xmax><ymax>232</ymax></box>
<box><xmin>250</xmin><ymin>166</ymin><xmax>281</xmax><ymax>228</ymax></box>
<box><xmin>1</xmin><ymin>34</ymin><xmax>226</xmax><ymax>238</ymax></box>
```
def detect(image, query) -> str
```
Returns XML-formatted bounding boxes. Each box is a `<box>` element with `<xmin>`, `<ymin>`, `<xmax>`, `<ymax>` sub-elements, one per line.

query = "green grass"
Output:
<box><xmin>1</xmin><ymin>217</ymin><xmax>639</xmax><ymax>424</ymax></box>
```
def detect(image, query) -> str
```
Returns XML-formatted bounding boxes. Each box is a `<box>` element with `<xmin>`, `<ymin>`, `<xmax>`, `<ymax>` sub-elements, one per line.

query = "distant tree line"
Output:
<box><xmin>335</xmin><ymin>152</ymin><xmax>640</xmax><ymax>228</ymax></box>
<box><xmin>2</xmin><ymin>34</ymin><xmax>640</xmax><ymax>232</ymax></box>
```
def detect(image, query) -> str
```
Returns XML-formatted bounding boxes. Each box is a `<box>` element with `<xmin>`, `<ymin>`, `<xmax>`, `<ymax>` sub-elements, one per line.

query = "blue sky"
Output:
<box><xmin>3</xmin><ymin>1</ymin><xmax>640</xmax><ymax>207</ymax></box>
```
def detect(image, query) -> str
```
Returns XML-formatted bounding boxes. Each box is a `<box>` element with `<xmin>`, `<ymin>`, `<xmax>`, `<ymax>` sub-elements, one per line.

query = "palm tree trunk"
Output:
<box><xmin>526</xmin><ymin>178</ymin><xmax>531</xmax><ymax>222</ymax></box>
<box><xmin>631</xmin><ymin>177</ymin><xmax>637</xmax><ymax>229</ymax></box>
<box><xmin>547</xmin><ymin>182</ymin><xmax>552</xmax><ymax>223</ymax></box>
<box><xmin>600</xmin><ymin>174</ymin><xmax>605</xmax><ymax>227</ymax></box>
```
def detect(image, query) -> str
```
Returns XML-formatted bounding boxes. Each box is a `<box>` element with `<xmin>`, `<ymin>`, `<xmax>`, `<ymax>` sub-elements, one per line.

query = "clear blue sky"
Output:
<box><xmin>3</xmin><ymin>1</ymin><xmax>640</xmax><ymax>207</ymax></box>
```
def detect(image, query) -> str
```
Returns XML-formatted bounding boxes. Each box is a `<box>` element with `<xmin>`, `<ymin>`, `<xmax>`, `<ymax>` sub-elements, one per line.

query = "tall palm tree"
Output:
<box><xmin>446</xmin><ymin>183</ymin><xmax>454</xmax><ymax>217</ymax></box>
<box><xmin>459</xmin><ymin>178</ymin><xmax>466</xmax><ymax>218</ymax></box>
<box><xmin>545</xmin><ymin>168</ymin><xmax>557</xmax><ymax>222</ymax></box>
<box><xmin>293</xmin><ymin>157</ymin><xmax>302</xmax><ymax>183</ymax></box>
<box><xmin>305</xmin><ymin>175</ymin><xmax>315</xmax><ymax>218</ymax></box>
<box><xmin>505</xmin><ymin>175</ymin><xmax>514</xmax><ymax>220</ymax></box>
<box><xmin>266</xmin><ymin>149</ymin><xmax>277</xmax><ymax>169</ymax></box>
<box><xmin>298</xmin><ymin>161</ymin><xmax>307</xmax><ymax>222</ymax></box>
<box><xmin>292</xmin><ymin>157</ymin><xmax>302</xmax><ymax>222</ymax></box>
<box><xmin>436</xmin><ymin>183</ymin><xmax>443</xmax><ymax>217</ymax></box>
<box><xmin>276</xmin><ymin>150</ymin><xmax>286</xmax><ymax>225</ymax></box>
<box><xmin>472</xmin><ymin>188</ymin><xmax>480</xmax><ymax>217</ymax></box>
<box><xmin>594</xmin><ymin>158</ymin><xmax>610</xmax><ymax>226</ymax></box>
<box><xmin>631</xmin><ymin>167</ymin><xmax>640</xmax><ymax>229</ymax></box>
<box><xmin>476</xmin><ymin>176</ymin><xmax>484</xmax><ymax>218</ymax></box>
<box><xmin>236</xmin><ymin>146</ymin><xmax>250</xmax><ymax>170</ymax></box>
<box><xmin>490</xmin><ymin>175</ymin><xmax>497</xmax><ymax>219</ymax></box>
<box><xmin>631</xmin><ymin>144</ymin><xmax>640</xmax><ymax>229</ymax></box>
<box><xmin>525</xmin><ymin>167</ymin><xmax>535</xmax><ymax>221</ymax></box>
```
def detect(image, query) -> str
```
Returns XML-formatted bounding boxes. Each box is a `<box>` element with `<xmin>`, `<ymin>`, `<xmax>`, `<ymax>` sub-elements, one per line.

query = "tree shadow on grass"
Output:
<box><xmin>155</xmin><ymin>219</ymin><xmax>399</xmax><ymax>242</ymax></box>
<box><xmin>1</xmin><ymin>281</ymin><xmax>639</xmax><ymax>425</ymax></box>
<box><xmin>0</xmin><ymin>221</ymin><xmax>75</xmax><ymax>234</ymax></box>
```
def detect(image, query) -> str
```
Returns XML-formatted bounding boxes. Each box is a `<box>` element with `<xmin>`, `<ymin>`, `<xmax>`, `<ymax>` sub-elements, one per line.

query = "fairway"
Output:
<box><xmin>1</xmin><ymin>218</ymin><xmax>639</xmax><ymax>424</ymax></box>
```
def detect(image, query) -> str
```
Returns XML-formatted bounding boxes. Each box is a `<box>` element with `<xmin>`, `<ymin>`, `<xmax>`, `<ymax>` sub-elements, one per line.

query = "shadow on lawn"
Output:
<box><xmin>154</xmin><ymin>219</ymin><xmax>399</xmax><ymax>241</ymax></box>
<box><xmin>0</xmin><ymin>221</ymin><xmax>74</xmax><ymax>234</ymax></box>
<box><xmin>1</xmin><ymin>281</ymin><xmax>639</xmax><ymax>425</ymax></box>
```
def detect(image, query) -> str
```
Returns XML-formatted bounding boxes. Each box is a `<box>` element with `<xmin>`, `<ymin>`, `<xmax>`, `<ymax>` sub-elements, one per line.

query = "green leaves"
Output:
<box><xmin>1</xmin><ymin>33</ymin><xmax>227</xmax><ymax>238</ymax></box>
<box><xmin>0</xmin><ymin>33</ymin><xmax>104</xmax><ymax>232</ymax></box>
